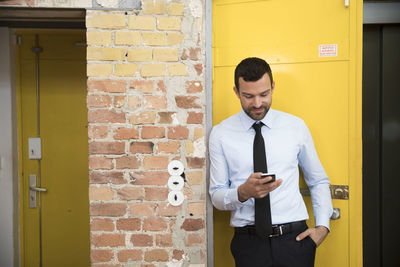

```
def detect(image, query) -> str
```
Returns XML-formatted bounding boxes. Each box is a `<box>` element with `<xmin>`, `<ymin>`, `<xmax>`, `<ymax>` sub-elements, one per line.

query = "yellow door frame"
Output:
<box><xmin>16</xmin><ymin>29</ymin><xmax>89</xmax><ymax>266</ymax></box>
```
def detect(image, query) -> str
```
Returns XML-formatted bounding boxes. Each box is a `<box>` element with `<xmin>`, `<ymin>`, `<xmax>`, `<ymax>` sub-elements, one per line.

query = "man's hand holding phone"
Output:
<box><xmin>238</xmin><ymin>172</ymin><xmax>282</xmax><ymax>202</ymax></box>
<box><xmin>261</xmin><ymin>173</ymin><xmax>276</xmax><ymax>184</ymax></box>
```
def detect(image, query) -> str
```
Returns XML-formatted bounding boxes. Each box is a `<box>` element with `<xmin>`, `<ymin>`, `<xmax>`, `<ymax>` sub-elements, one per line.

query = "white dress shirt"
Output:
<box><xmin>209</xmin><ymin>108</ymin><xmax>333</xmax><ymax>229</ymax></box>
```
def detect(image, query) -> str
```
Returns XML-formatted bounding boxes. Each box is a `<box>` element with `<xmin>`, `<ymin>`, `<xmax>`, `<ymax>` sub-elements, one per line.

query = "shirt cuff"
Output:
<box><xmin>315</xmin><ymin>215</ymin><xmax>331</xmax><ymax>232</ymax></box>
<box><xmin>225</xmin><ymin>188</ymin><xmax>250</xmax><ymax>210</ymax></box>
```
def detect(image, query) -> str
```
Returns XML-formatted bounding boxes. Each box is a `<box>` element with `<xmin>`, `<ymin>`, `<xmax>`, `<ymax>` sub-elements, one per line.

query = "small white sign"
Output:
<box><xmin>319</xmin><ymin>44</ymin><xmax>338</xmax><ymax>57</ymax></box>
<box><xmin>28</xmin><ymin>137</ymin><xmax>42</xmax><ymax>159</ymax></box>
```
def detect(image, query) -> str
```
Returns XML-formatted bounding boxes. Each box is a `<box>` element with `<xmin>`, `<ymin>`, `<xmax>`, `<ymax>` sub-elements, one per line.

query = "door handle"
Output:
<box><xmin>29</xmin><ymin>174</ymin><xmax>47</xmax><ymax>208</ymax></box>
<box><xmin>29</xmin><ymin>186</ymin><xmax>47</xmax><ymax>192</ymax></box>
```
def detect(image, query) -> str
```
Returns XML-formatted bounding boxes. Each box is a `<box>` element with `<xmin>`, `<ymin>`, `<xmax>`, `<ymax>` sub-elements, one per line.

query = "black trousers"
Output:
<box><xmin>230</xmin><ymin>223</ymin><xmax>316</xmax><ymax>267</ymax></box>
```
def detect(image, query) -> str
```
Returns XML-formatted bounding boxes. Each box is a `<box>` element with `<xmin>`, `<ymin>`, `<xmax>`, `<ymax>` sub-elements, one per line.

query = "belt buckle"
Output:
<box><xmin>269</xmin><ymin>225</ymin><xmax>283</xmax><ymax>237</ymax></box>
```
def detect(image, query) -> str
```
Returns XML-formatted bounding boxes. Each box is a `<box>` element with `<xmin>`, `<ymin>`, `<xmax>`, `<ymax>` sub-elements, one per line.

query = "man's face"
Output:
<box><xmin>234</xmin><ymin>73</ymin><xmax>274</xmax><ymax>121</ymax></box>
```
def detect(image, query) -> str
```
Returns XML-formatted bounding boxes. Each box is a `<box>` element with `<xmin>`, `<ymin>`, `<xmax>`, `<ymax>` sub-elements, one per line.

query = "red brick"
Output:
<box><xmin>186</xmin><ymin>233</ymin><xmax>204</xmax><ymax>246</ymax></box>
<box><xmin>113</xmin><ymin>127</ymin><xmax>139</xmax><ymax>140</ymax></box>
<box><xmin>185</xmin><ymin>171</ymin><xmax>202</xmax><ymax>186</ymax></box>
<box><xmin>142</xmin><ymin>264</ymin><xmax>155</xmax><ymax>267</ymax></box>
<box><xmin>189</xmin><ymin>47</ymin><xmax>201</xmax><ymax>61</ymax></box>
<box><xmin>173</xmin><ymin>250</ymin><xmax>184</xmax><ymax>260</ymax></box>
<box><xmin>88</xmin><ymin>79</ymin><xmax>127</xmax><ymax>93</ymax></box>
<box><xmin>158</xmin><ymin>112</ymin><xmax>175</xmax><ymax>124</ymax></box>
<box><xmin>194</xmin><ymin>63</ymin><xmax>203</xmax><ymax>76</ymax></box>
<box><xmin>144</xmin><ymin>249</ymin><xmax>169</xmax><ymax>262</ymax></box>
<box><xmin>157</xmin><ymin>203</ymin><xmax>181</xmax><ymax>216</ymax></box>
<box><xmin>117</xmin><ymin>187</ymin><xmax>144</xmax><ymax>200</ymax></box>
<box><xmin>157</xmin><ymin>141</ymin><xmax>180</xmax><ymax>154</ymax></box>
<box><xmin>187</xmin><ymin>202</ymin><xmax>205</xmax><ymax>215</ymax></box>
<box><xmin>156</xmin><ymin>234</ymin><xmax>172</xmax><ymax>247</ymax></box>
<box><xmin>130</xmin><ymin>141</ymin><xmax>154</xmax><ymax>154</ymax></box>
<box><xmin>88</xmin><ymin>110</ymin><xmax>125</xmax><ymax>123</ymax></box>
<box><xmin>128</xmin><ymin>95</ymin><xmax>141</xmax><ymax>110</ymax></box>
<box><xmin>92</xmin><ymin>233</ymin><xmax>125</xmax><ymax>247</ymax></box>
<box><xmin>90</xmin><ymin>203</ymin><xmax>127</xmax><ymax>216</ymax></box>
<box><xmin>156</xmin><ymin>80</ymin><xmax>166</xmax><ymax>93</ymax></box>
<box><xmin>143</xmin><ymin>156</ymin><xmax>169</xmax><ymax>170</ymax></box>
<box><xmin>130</xmin><ymin>80</ymin><xmax>154</xmax><ymax>93</ymax></box>
<box><xmin>175</xmin><ymin>96</ymin><xmax>201</xmax><ymax>109</ymax></box>
<box><xmin>89</xmin><ymin>171</ymin><xmax>125</xmax><ymax>184</ymax></box>
<box><xmin>131</xmin><ymin>234</ymin><xmax>153</xmax><ymax>246</ymax></box>
<box><xmin>130</xmin><ymin>203</ymin><xmax>156</xmax><ymax>216</ymax></box>
<box><xmin>87</xmin><ymin>95</ymin><xmax>112</xmax><ymax>108</ymax></box>
<box><xmin>88</xmin><ymin>126</ymin><xmax>109</xmax><ymax>139</ymax></box>
<box><xmin>186</xmin><ymin>81</ymin><xmax>203</xmax><ymax>93</ymax></box>
<box><xmin>91</xmin><ymin>219</ymin><xmax>115</xmax><ymax>231</ymax></box>
<box><xmin>89</xmin><ymin>157</ymin><xmax>113</xmax><ymax>170</ymax></box>
<box><xmin>168</xmin><ymin>126</ymin><xmax>189</xmax><ymax>139</ymax></box>
<box><xmin>130</xmin><ymin>112</ymin><xmax>156</xmax><ymax>125</ymax></box>
<box><xmin>144</xmin><ymin>188</ymin><xmax>169</xmax><ymax>201</ymax></box>
<box><xmin>91</xmin><ymin>249</ymin><xmax>113</xmax><ymax>263</ymax></box>
<box><xmin>89</xmin><ymin>186</ymin><xmax>114</xmax><ymax>201</ymax></box>
<box><xmin>183</xmin><ymin>187</ymin><xmax>194</xmax><ymax>200</ymax></box>
<box><xmin>115</xmin><ymin>156</ymin><xmax>140</xmax><ymax>169</ymax></box>
<box><xmin>187</xmin><ymin>157</ymin><xmax>205</xmax><ymax>168</ymax></box>
<box><xmin>117</xmin><ymin>250</ymin><xmax>142</xmax><ymax>262</ymax></box>
<box><xmin>142</xmin><ymin>126</ymin><xmax>165</xmax><ymax>139</ymax></box>
<box><xmin>89</xmin><ymin>142</ymin><xmax>125</xmax><ymax>154</ymax></box>
<box><xmin>114</xmin><ymin>95</ymin><xmax>126</xmax><ymax>108</ymax></box>
<box><xmin>131</xmin><ymin>171</ymin><xmax>169</xmax><ymax>185</ymax></box>
<box><xmin>181</xmin><ymin>218</ymin><xmax>204</xmax><ymax>231</ymax></box>
<box><xmin>187</xmin><ymin>112</ymin><xmax>203</xmax><ymax>124</ymax></box>
<box><xmin>116</xmin><ymin>218</ymin><xmax>141</xmax><ymax>231</ymax></box>
<box><xmin>144</xmin><ymin>95</ymin><xmax>167</xmax><ymax>109</ymax></box>
<box><xmin>143</xmin><ymin>217</ymin><xmax>168</xmax><ymax>231</ymax></box>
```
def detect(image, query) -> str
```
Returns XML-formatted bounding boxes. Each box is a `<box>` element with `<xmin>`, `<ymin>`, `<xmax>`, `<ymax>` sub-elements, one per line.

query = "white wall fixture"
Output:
<box><xmin>167</xmin><ymin>160</ymin><xmax>185</xmax><ymax>206</ymax></box>
<box><xmin>168</xmin><ymin>190</ymin><xmax>184</xmax><ymax>206</ymax></box>
<box><xmin>168</xmin><ymin>175</ymin><xmax>185</xmax><ymax>191</ymax></box>
<box><xmin>167</xmin><ymin>160</ymin><xmax>184</xmax><ymax>176</ymax></box>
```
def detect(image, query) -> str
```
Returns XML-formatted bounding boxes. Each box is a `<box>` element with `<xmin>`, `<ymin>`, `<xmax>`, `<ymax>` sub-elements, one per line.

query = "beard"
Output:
<box><xmin>243</xmin><ymin>104</ymin><xmax>270</xmax><ymax>121</ymax></box>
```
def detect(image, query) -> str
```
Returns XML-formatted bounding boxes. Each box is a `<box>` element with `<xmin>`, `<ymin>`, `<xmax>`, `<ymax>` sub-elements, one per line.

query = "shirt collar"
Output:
<box><xmin>239</xmin><ymin>108</ymin><xmax>275</xmax><ymax>131</ymax></box>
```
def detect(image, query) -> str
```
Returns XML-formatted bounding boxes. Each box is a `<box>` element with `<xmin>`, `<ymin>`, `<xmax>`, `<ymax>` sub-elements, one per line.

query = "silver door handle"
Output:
<box><xmin>29</xmin><ymin>186</ymin><xmax>47</xmax><ymax>192</ymax></box>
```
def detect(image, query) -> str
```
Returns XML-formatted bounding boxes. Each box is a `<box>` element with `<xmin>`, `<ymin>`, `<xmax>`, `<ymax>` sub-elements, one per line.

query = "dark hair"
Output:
<box><xmin>234</xmin><ymin>57</ymin><xmax>273</xmax><ymax>90</ymax></box>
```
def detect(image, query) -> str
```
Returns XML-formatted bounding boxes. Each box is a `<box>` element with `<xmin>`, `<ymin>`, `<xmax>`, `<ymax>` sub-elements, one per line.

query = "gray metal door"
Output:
<box><xmin>363</xmin><ymin>24</ymin><xmax>400</xmax><ymax>267</ymax></box>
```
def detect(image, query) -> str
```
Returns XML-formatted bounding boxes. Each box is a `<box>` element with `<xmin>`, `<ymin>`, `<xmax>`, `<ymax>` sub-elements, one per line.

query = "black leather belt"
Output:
<box><xmin>234</xmin><ymin>220</ymin><xmax>306</xmax><ymax>237</ymax></box>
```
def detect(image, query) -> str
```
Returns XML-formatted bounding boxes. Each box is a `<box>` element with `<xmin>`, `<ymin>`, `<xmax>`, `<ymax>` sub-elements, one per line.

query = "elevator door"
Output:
<box><xmin>363</xmin><ymin>24</ymin><xmax>400</xmax><ymax>267</ymax></box>
<box><xmin>212</xmin><ymin>0</ymin><xmax>363</xmax><ymax>266</ymax></box>
<box><xmin>17</xmin><ymin>30</ymin><xmax>90</xmax><ymax>267</ymax></box>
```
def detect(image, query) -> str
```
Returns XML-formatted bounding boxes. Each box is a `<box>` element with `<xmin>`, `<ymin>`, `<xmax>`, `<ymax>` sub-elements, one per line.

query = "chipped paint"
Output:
<box><xmin>193</xmin><ymin>136</ymin><xmax>205</xmax><ymax>158</ymax></box>
<box><xmin>166</xmin><ymin>259</ymin><xmax>184</xmax><ymax>267</ymax></box>
<box><xmin>189</xmin><ymin>0</ymin><xmax>202</xmax><ymax>18</ymax></box>
<box><xmin>171</xmin><ymin>113</ymin><xmax>180</xmax><ymax>125</ymax></box>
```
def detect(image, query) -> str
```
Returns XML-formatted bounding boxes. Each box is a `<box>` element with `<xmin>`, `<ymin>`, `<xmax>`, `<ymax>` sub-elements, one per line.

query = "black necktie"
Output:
<box><xmin>252</xmin><ymin>122</ymin><xmax>272</xmax><ymax>237</ymax></box>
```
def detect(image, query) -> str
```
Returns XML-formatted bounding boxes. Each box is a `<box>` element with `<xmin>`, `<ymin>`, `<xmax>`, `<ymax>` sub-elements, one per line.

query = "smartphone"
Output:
<box><xmin>261</xmin><ymin>173</ymin><xmax>276</xmax><ymax>184</ymax></box>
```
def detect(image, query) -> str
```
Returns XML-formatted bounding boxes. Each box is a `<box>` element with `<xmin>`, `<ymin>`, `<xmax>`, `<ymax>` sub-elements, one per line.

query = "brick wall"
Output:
<box><xmin>86</xmin><ymin>1</ymin><xmax>207</xmax><ymax>266</ymax></box>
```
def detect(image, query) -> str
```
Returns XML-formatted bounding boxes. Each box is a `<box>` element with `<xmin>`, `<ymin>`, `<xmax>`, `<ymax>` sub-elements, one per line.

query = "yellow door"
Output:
<box><xmin>212</xmin><ymin>0</ymin><xmax>363</xmax><ymax>266</ymax></box>
<box><xmin>17</xmin><ymin>30</ymin><xmax>90</xmax><ymax>267</ymax></box>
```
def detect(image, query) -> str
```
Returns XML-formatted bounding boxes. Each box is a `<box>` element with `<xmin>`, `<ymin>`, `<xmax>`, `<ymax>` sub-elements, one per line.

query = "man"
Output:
<box><xmin>209</xmin><ymin>57</ymin><xmax>333</xmax><ymax>267</ymax></box>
